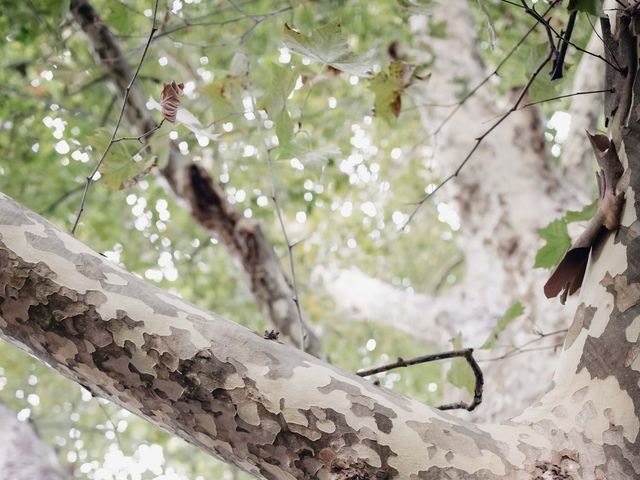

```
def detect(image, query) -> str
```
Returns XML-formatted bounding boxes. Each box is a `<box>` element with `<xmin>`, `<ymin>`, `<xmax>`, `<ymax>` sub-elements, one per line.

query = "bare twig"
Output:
<box><xmin>266</xmin><ymin>145</ymin><xmax>307</xmax><ymax>352</ymax></box>
<box><xmin>431</xmin><ymin>1</ymin><xmax>558</xmax><ymax>137</ymax></box>
<box><xmin>357</xmin><ymin>348</ymin><xmax>484</xmax><ymax>412</ymax></box>
<box><xmin>250</xmin><ymin>90</ymin><xmax>308</xmax><ymax>352</ymax></box>
<box><xmin>479</xmin><ymin>328</ymin><xmax>567</xmax><ymax>362</ymax></box>
<box><xmin>39</xmin><ymin>186</ymin><xmax>85</xmax><ymax>216</ymax></box>
<box><xmin>71</xmin><ymin>0</ymin><xmax>160</xmax><ymax>235</ymax></box>
<box><xmin>550</xmin><ymin>10</ymin><xmax>577</xmax><ymax>79</ymax></box>
<box><xmin>112</xmin><ymin>119</ymin><xmax>165</xmax><ymax>144</ymax></box>
<box><xmin>403</xmin><ymin>50</ymin><xmax>555</xmax><ymax>229</ymax></box>
<box><xmin>482</xmin><ymin>88</ymin><xmax>614</xmax><ymax>123</ymax></box>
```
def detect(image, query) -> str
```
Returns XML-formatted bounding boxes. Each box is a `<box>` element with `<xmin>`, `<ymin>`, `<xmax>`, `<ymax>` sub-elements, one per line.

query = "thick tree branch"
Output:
<box><xmin>69</xmin><ymin>0</ymin><xmax>321</xmax><ymax>356</ymax></box>
<box><xmin>1</xmin><ymin>191</ymin><xmax>638</xmax><ymax>478</ymax></box>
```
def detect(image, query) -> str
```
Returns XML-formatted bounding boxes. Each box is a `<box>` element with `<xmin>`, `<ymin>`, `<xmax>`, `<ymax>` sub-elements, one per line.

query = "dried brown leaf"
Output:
<box><xmin>160</xmin><ymin>81</ymin><xmax>184</xmax><ymax>123</ymax></box>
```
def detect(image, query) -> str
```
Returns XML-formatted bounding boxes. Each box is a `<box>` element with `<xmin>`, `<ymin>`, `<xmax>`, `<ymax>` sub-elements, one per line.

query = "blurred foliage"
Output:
<box><xmin>0</xmin><ymin>0</ymin><xmax>598</xmax><ymax>478</ymax></box>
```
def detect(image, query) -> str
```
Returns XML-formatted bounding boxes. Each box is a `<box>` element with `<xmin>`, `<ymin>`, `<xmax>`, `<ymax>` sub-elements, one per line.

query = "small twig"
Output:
<box><xmin>250</xmin><ymin>87</ymin><xmax>307</xmax><ymax>352</ymax></box>
<box><xmin>550</xmin><ymin>10</ymin><xmax>577</xmax><ymax>79</ymax></box>
<box><xmin>482</xmin><ymin>88</ymin><xmax>614</xmax><ymax>124</ymax></box>
<box><xmin>39</xmin><ymin>186</ymin><xmax>85</xmax><ymax>216</ymax></box>
<box><xmin>357</xmin><ymin>348</ymin><xmax>484</xmax><ymax>412</ymax></box>
<box><xmin>403</xmin><ymin>50</ymin><xmax>555</xmax><ymax>229</ymax></box>
<box><xmin>71</xmin><ymin>0</ymin><xmax>160</xmax><ymax>235</ymax></box>
<box><xmin>96</xmin><ymin>400</ymin><xmax>124</xmax><ymax>452</ymax></box>
<box><xmin>480</xmin><ymin>343</ymin><xmax>564</xmax><ymax>362</ymax></box>
<box><xmin>432</xmin><ymin>1</ymin><xmax>558</xmax><ymax>136</ymax></box>
<box><xmin>266</xmin><ymin>145</ymin><xmax>307</xmax><ymax>351</ymax></box>
<box><xmin>521</xmin><ymin>0</ymin><xmax>558</xmax><ymax>64</ymax></box>
<box><xmin>112</xmin><ymin>119</ymin><xmax>165</xmax><ymax>144</ymax></box>
<box><xmin>480</xmin><ymin>328</ymin><xmax>567</xmax><ymax>361</ymax></box>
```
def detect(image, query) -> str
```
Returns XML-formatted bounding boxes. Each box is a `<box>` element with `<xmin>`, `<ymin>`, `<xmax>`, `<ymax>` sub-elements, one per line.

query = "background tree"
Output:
<box><xmin>1</xmin><ymin>0</ymin><xmax>636</xmax><ymax>479</ymax></box>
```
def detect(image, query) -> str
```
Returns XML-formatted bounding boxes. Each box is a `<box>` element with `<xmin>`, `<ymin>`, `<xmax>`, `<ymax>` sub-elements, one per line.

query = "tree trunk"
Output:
<box><xmin>0</xmin><ymin>403</ymin><xmax>68</xmax><ymax>480</ymax></box>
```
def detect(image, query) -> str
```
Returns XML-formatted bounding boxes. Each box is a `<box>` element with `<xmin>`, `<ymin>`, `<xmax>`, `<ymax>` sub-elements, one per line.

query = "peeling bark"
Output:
<box><xmin>69</xmin><ymin>0</ymin><xmax>320</xmax><ymax>356</ymax></box>
<box><xmin>0</xmin><ymin>189</ymin><xmax>639</xmax><ymax>478</ymax></box>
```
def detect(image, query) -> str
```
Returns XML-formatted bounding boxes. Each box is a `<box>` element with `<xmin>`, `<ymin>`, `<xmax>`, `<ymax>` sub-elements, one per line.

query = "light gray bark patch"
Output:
<box><xmin>565</xmin><ymin>303</ymin><xmax>596</xmax><ymax>350</ymax></box>
<box><xmin>24</xmin><ymin>227</ymin><xmax>182</xmax><ymax>316</ymax></box>
<box><xmin>319</xmin><ymin>376</ymin><xmax>414</xmax><ymax>412</ymax></box>
<box><xmin>407</xmin><ymin>418</ymin><xmax>509</xmax><ymax>469</ymax></box>
<box><xmin>0</xmin><ymin>194</ymin><xmax>37</xmax><ymax>226</ymax></box>
<box><xmin>577</xmin><ymin>273</ymin><xmax>640</xmax><ymax>459</ymax></box>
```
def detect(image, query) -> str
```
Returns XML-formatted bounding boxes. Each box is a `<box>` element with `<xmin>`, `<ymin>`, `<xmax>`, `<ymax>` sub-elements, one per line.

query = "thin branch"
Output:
<box><xmin>71</xmin><ymin>0</ymin><xmax>160</xmax><ymax>235</ymax></box>
<box><xmin>403</xmin><ymin>50</ymin><xmax>555</xmax><ymax>229</ymax></box>
<box><xmin>357</xmin><ymin>349</ymin><xmax>484</xmax><ymax>412</ymax></box>
<box><xmin>480</xmin><ymin>343</ymin><xmax>563</xmax><ymax>362</ymax></box>
<box><xmin>266</xmin><ymin>145</ymin><xmax>307</xmax><ymax>352</ymax></box>
<box><xmin>482</xmin><ymin>88</ymin><xmax>613</xmax><ymax>124</ymax></box>
<box><xmin>39</xmin><ymin>186</ymin><xmax>84</xmax><ymax>216</ymax></box>
<box><xmin>479</xmin><ymin>328</ymin><xmax>567</xmax><ymax>362</ymax></box>
<box><xmin>521</xmin><ymin>0</ymin><xmax>558</xmax><ymax>64</ymax></box>
<box><xmin>550</xmin><ymin>10</ymin><xmax>577</xmax><ymax>79</ymax></box>
<box><xmin>250</xmin><ymin>90</ymin><xmax>307</xmax><ymax>352</ymax></box>
<box><xmin>112</xmin><ymin>119</ymin><xmax>165</xmax><ymax>144</ymax></box>
<box><xmin>432</xmin><ymin>1</ymin><xmax>558</xmax><ymax>137</ymax></box>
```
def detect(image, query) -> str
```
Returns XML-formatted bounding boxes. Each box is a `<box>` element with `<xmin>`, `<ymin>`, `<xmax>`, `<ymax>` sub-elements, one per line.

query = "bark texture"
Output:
<box><xmin>0</xmin><ymin>403</ymin><xmax>68</xmax><ymax>480</ymax></box>
<box><xmin>0</xmin><ymin>188</ymin><xmax>638</xmax><ymax>478</ymax></box>
<box><xmin>69</xmin><ymin>0</ymin><xmax>320</xmax><ymax>356</ymax></box>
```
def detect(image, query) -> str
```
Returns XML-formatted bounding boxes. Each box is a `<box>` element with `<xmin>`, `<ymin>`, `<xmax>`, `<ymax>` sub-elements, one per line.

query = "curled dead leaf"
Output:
<box><xmin>160</xmin><ymin>81</ymin><xmax>184</xmax><ymax>123</ymax></box>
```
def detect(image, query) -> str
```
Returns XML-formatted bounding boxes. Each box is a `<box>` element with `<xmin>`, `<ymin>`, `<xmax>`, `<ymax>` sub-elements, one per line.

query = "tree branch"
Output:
<box><xmin>357</xmin><ymin>348</ymin><xmax>484</xmax><ymax>412</ymax></box>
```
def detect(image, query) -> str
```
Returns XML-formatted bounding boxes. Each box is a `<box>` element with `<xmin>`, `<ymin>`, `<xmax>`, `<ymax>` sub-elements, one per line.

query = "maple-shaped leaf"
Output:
<box><xmin>202</xmin><ymin>74</ymin><xmax>246</xmax><ymax>118</ymax></box>
<box><xmin>369</xmin><ymin>60</ymin><xmax>425</xmax><ymax>123</ymax></box>
<box><xmin>283</xmin><ymin>23</ymin><xmax>373</xmax><ymax>77</ymax></box>
<box><xmin>534</xmin><ymin>218</ymin><xmax>572</xmax><ymax>270</ymax></box>
<box><xmin>160</xmin><ymin>81</ymin><xmax>184</xmax><ymax>123</ymax></box>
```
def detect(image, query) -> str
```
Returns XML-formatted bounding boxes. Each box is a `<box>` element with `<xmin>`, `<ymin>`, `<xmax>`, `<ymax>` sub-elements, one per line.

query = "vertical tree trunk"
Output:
<box><xmin>0</xmin><ymin>403</ymin><xmax>68</xmax><ymax>480</ymax></box>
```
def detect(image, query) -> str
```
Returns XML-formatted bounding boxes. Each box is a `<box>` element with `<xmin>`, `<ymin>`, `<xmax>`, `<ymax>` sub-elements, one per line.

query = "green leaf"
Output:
<box><xmin>481</xmin><ymin>302</ymin><xmax>525</xmax><ymax>349</ymax></box>
<box><xmin>369</xmin><ymin>61</ymin><xmax>405</xmax><ymax>123</ymax></box>
<box><xmin>564</xmin><ymin>199</ymin><xmax>598</xmax><ymax>222</ymax></box>
<box><xmin>90</xmin><ymin>128</ymin><xmax>154</xmax><ymax>190</ymax></box>
<box><xmin>261</xmin><ymin>64</ymin><xmax>298</xmax><ymax>150</ymax></box>
<box><xmin>275</xmin><ymin>108</ymin><xmax>294</xmax><ymax>150</ymax></box>
<box><xmin>428</xmin><ymin>19</ymin><xmax>448</xmax><ymax>39</ymax></box>
<box><xmin>446</xmin><ymin>333</ymin><xmax>475</xmax><ymax>395</ymax></box>
<box><xmin>283</xmin><ymin>22</ymin><xmax>373</xmax><ymax>77</ymax></box>
<box><xmin>534</xmin><ymin>218</ymin><xmax>572</xmax><ymax>269</ymax></box>
<box><xmin>534</xmin><ymin>199</ymin><xmax>598</xmax><ymax>269</ymax></box>
<box><xmin>202</xmin><ymin>74</ymin><xmax>246</xmax><ymax>119</ymax></box>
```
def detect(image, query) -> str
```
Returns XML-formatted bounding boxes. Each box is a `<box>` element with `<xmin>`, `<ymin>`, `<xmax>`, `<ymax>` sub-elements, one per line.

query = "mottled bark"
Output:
<box><xmin>0</xmin><ymin>403</ymin><xmax>68</xmax><ymax>480</ymax></box>
<box><xmin>0</xmin><ymin>185</ymin><xmax>639</xmax><ymax>478</ymax></box>
<box><xmin>69</xmin><ymin>0</ymin><xmax>320</xmax><ymax>356</ymax></box>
